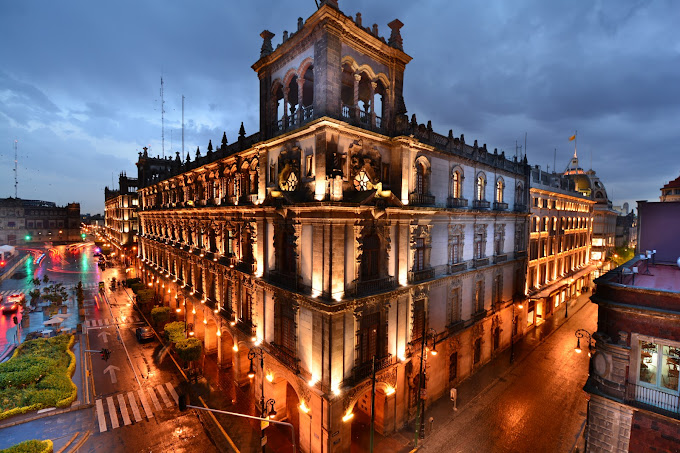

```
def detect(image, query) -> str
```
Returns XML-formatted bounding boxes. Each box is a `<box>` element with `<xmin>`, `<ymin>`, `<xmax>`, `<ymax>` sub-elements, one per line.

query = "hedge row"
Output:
<box><xmin>0</xmin><ymin>335</ymin><xmax>77</xmax><ymax>420</ymax></box>
<box><xmin>0</xmin><ymin>439</ymin><xmax>53</xmax><ymax>453</ymax></box>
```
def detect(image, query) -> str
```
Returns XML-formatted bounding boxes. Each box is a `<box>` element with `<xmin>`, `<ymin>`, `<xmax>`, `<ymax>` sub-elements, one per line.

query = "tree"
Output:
<box><xmin>164</xmin><ymin>321</ymin><xmax>186</xmax><ymax>343</ymax></box>
<box><xmin>42</xmin><ymin>275</ymin><xmax>50</xmax><ymax>285</ymax></box>
<box><xmin>32</xmin><ymin>278</ymin><xmax>41</xmax><ymax>289</ymax></box>
<box><xmin>28</xmin><ymin>289</ymin><xmax>41</xmax><ymax>306</ymax></box>
<box><xmin>76</xmin><ymin>281</ymin><xmax>84</xmax><ymax>307</ymax></box>
<box><xmin>42</xmin><ymin>283</ymin><xmax>68</xmax><ymax>306</ymax></box>
<box><xmin>135</xmin><ymin>289</ymin><xmax>155</xmax><ymax>309</ymax></box>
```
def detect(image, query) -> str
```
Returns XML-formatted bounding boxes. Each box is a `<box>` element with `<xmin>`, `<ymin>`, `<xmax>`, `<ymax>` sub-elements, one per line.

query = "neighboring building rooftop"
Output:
<box><xmin>608</xmin><ymin>260</ymin><xmax>680</xmax><ymax>293</ymax></box>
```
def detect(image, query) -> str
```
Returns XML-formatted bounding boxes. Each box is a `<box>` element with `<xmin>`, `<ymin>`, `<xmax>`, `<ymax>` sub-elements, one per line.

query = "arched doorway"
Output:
<box><xmin>219</xmin><ymin>330</ymin><xmax>234</xmax><ymax>368</ymax></box>
<box><xmin>285</xmin><ymin>382</ymin><xmax>300</xmax><ymax>449</ymax></box>
<box><xmin>204</xmin><ymin>319</ymin><xmax>217</xmax><ymax>353</ymax></box>
<box><xmin>348</xmin><ymin>383</ymin><xmax>396</xmax><ymax>453</ymax></box>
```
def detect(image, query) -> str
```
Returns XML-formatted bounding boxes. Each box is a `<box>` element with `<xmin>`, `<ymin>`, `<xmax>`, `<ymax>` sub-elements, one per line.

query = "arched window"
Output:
<box><xmin>496</xmin><ymin>178</ymin><xmax>504</xmax><ymax>203</ymax></box>
<box><xmin>415</xmin><ymin>161</ymin><xmax>429</xmax><ymax>195</ymax></box>
<box><xmin>515</xmin><ymin>183</ymin><xmax>524</xmax><ymax>205</ymax></box>
<box><xmin>452</xmin><ymin>169</ymin><xmax>462</xmax><ymax>199</ymax></box>
<box><xmin>476</xmin><ymin>173</ymin><xmax>486</xmax><ymax>200</ymax></box>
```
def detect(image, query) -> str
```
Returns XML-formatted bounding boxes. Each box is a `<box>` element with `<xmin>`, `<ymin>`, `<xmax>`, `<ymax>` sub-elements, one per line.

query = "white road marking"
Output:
<box><xmin>103</xmin><ymin>318</ymin><xmax>110</xmax><ymax>326</ymax></box>
<box><xmin>117</xmin><ymin>394</ymin><xmax>131</xmax><ymax>426</ymax></box>
<box><xmin>127</xmin><ymin>391</ymin><xmax>142</xmax><ymax>422</ymax></box>
<box><xmin>156</xmin><ymin>384</ymin><xmax>173</xmax><ymax>408</ymax></box>
<box><xmin>98</xmin><ymin>331</ymin><xmax>110</xmax><ymax>343</ymax></box>
<box><xmin>103</xmin><ymin>365</ymin><xmax>120</xmax><ymax>384</ymax></box>
<box><xmin>97</xmin><ymin>319</ymin><xmax>103</xmax><ymax>327</ymax></box>
<box><xmin>147</xmin><ymin>387</ymin><xmax>162</xmax><ymax>411</ymax></box>
<box><xmin>137</xmin><ymin>389</ymin><xmax>154</xmax><ymax>419</ymax></box>
<box><xmin>165</xmin><ymin>382</ymin><xmax>179</xmax><ymax>405</ymax></box>
<box><xmin>96</xmin><ymin>399</ymin><xmax>107</xmax><ymax>432</ymax></box>
<box><xmin>106</xmin><ymin>396</ymin><xmax>119</xmax><ymax>429</ymax></box>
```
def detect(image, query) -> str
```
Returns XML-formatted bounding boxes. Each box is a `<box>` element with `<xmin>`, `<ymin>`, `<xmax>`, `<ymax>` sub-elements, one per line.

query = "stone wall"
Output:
<box><xmin>586</xmin><ymin>394</ymin><xmax>633</xmax><ymax>452</ymax></box>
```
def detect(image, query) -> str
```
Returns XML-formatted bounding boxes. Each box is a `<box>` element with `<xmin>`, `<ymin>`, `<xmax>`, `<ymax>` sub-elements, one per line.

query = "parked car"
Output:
<box><xmin>136</xmin><ymin>326</ymin><xmax>154</xmax><ymax>342</ymax></box>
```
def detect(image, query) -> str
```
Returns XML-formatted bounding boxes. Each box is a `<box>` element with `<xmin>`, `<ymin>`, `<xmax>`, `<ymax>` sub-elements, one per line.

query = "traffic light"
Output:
<box><xmin>12</xmin><ymin>316</ymin><xmax>18</xmax><ymax>325</ymax></box>
<box><xmin>100</xmin><ymin>348</ymin><xmax>111</xmax><ymax>361</ymax></box>
<box><xmin>178</xmin><ymin>394</ymin><xmax>187</xmax><ymax>412</ymax></box>
<box><xmin>0</xmin><ymin>260</ymin><xmax>5</xmax><ymax>267</ymax></box>
<box><xmin>24</xmin><ymin>235</ymin><xmax>31</xmax><ymax>241</ymax></box>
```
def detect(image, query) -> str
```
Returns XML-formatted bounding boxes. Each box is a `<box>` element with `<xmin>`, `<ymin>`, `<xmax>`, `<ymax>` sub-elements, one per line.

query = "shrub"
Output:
<box><xmin>0</xmin><ymin>334</ymin><xmax>76</xmax><ymax>420</ymax></box>
<box><xmin>151</xmin><ymin>307</ymin><xmax>171</xmax><ymax>326</ymax></box>
<box><xmin>164</xmin><ymin>322</ymin><xmax>186</xmax><ymax>344</ymax></box>
<box><xmin>175</xmin><ymin>338</ymin><xmax>202</xmax><ymax>363</ymax></box>
<box><xmin>136</xmin><ymin>289</ymin><xmax>155</xmax><ymax>306</ymax></box>
<box><xmin>0</xmin><ymin>439</ymin><xmax>53</xmax><ymax>453</ymax></box>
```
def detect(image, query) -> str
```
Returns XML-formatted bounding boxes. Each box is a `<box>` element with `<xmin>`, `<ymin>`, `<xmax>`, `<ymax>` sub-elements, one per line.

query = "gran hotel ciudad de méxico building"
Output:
<box><xmin>133</xmin><ymin>1</ymin><xmax>531</xmax><ymax>451</ymax></box>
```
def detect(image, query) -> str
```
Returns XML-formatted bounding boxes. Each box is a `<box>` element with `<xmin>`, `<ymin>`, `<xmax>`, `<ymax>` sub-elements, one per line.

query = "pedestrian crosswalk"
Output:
<box><xmin>84</xmin><ymin>316</ymin><xmax>141</xmax><ymax>328</ymax></box>
<box><xmin>95</xmin><ymin>382</ymin><xmax>180</xmax><ymax>432</ymax></box>
<box><xmin>0</xmin><ymin>283</ymin><xmax>102</xmax><ymax>298</ymax></box>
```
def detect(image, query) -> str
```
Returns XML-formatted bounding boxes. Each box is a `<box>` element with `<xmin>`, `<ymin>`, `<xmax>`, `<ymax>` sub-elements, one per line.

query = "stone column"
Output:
<box><xmin>297</xmin><ymin>77</ymin><xmax>305</xmax><ymax>125</ymax></box>
<box><xmin>370</xmin><ymin>81</ymin><xmax>377</xmax><ymax>128</ymax></box>
<box><xmin>353</xmin><ymin>74</ymin><xmax>361</xmax><ymax>120</ymax></box>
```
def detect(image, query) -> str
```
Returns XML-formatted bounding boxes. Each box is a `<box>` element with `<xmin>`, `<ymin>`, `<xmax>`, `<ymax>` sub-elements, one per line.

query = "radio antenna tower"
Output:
<box><xmin>13</xmin><ymin>139</ymin><xmax>18</xmax><ymax>198</ymax></box>
<box><xmin>181</xmin><ymin>95</ymin><xmax>185</xmax><ymax>155</ymax></box>
<box><xmin>160</xmin><ymin>77</ymin><xmax>166</xmax><ymax>158</ymax></box>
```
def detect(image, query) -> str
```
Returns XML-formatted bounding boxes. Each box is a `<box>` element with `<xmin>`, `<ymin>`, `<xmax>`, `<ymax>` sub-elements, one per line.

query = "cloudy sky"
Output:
<box><xmin>1</xmin><ymin>0</ymin><xmax>678</xmax><ymax>214</ymax></box>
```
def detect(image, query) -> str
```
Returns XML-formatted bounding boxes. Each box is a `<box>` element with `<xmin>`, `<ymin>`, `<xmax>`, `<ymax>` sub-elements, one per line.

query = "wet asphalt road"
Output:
<box><xmin>419</xmin><ymin>301</ymin><xmax>597</xmax><ymax>453</ymax></box>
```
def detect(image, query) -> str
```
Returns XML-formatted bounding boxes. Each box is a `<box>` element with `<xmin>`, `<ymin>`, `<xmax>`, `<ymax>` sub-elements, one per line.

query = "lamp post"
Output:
<box><xmin>574</xmin><ymin>329</ymin><xmax>595</xmax><ymax>357</ymax></box>
<box><xmin>248</xmin><ymin>347</ymin><xmax>268</xmax><ymax>453</ymax></box>
<box><xmin>414</xmin><ymin>327</ymin><xmax>438</xmax><ymax>446</ymax></box>
<box><xmin>510</xmin><ymin>302</ymin><xmax>523</xmax><ymax>364</ymax></box>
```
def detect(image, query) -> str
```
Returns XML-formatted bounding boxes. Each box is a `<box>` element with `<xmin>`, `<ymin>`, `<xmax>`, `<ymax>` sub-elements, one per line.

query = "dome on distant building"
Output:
<box><xmin>563</xmin><ymin>152</ymin><xmax>609</xmax><ymax>202</ymax></box>
<box><xmin>660</xmin><ymin>173</ymin><xmax>680</xmax><ymax>202</ymax></box>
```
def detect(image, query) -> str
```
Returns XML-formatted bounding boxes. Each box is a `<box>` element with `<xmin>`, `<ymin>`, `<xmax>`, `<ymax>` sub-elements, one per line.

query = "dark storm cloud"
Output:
<box><xmin>0</xmin><ymin>0</ymin><xmax>678</xmax><ymax>213</ymax></box>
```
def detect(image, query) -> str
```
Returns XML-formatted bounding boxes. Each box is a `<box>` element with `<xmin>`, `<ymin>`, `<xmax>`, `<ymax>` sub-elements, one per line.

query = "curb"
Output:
<box><xmin>0</xmin><ymin>403</ymin><xmax>94</xmax><ymax>430</ymax></box>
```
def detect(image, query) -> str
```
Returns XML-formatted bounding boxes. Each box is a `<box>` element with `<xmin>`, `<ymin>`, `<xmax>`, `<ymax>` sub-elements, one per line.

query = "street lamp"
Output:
<box><xmin>248</xmin><ymin>347</ymin><xmax>269</xmax><ymax>453</ymax></box>
<box><xmin>414</xmin><ymin>327</ymin><xmax>437</xmax><ymax>445</ymax></box>
<box><xmin>510</xmin><ymin>302</ymin><xmax>523</xmax><ymax>364</ymax></box>
<box><xmin>574</xmin><ymin>329</ymin><xmax>595</xmax><ymax>357</ymax></box>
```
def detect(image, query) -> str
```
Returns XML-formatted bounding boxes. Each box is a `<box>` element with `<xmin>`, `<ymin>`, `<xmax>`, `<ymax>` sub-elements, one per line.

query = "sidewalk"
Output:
<box><xmin>382</xmin><ymin>291</ymin><xmax>594</xmax><ymax>453</ymax></box>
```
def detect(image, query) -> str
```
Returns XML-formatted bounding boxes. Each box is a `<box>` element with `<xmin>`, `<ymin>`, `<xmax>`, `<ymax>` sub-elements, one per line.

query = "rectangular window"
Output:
<box><xmin>275</xmin><ymin>303</ymin><xmax>297</xmax><ymax>355</ymax></box>
<box><xmin>414</xmin><ymin>238</ymin><xmax>425</xmax><ymax>271</ymax></box>
<box><xmin>450</xmin><ymin>287</ymin><xmax>461</xmax><ymax>324</ymax></box>
<box><xmin>474</xmin><ymin>338</ymin><xmax>482</xmax><ymax>364</ymax></box>
<box><xmin>638</xmin><ymin>340</ymin><xmax>679</xmax><ymax>393</ymax></box>
<box><xmin>474</xmin><ymin>234</ymin><xmax>485</xmax><ymax>259</ymax></box>
<box><xmin>360</xmin><ymin>311</ymin><xmax>381</xmax><ymax>363</ymax></box>
<box><xmin>450</xmin><ymin>235</ymin><xmax>461</xmax><ymax>264</ymax></box>
<box><xmin>412</xmin><ymin>299</ymin><xmax>425</xmax><ymax>341</ymax></box>
<box><xmin>449</xmin><ymin>352</ymin><xmax>458</xmax><ymax>382</ymax></box>
<box><xmin>474</xmin><ymin>281</ymin><xmax>484</xmax><ymax>312</ymax></box>
<box><xmin>7</xmin><ymin>221</ymin><xmax>15</xmax><ymax>228</ymax></box>
<box><xmin>381</xmin><ymin>163</ymin><xmax>391</xmax><ymax>186</ymax></box>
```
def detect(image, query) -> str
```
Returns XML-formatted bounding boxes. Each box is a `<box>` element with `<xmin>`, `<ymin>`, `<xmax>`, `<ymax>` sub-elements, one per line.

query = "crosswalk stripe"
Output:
<box><xmin>106</xmin><ymin>396</ymin><xmax>119</xmax><ymax>429</ymax></box>
<box><xmin>156</xmin><ymin>384</ymin><xmax>173</xmax><ymax>408</ymax></box>
<box><xmin>97</xmin><ymin>319</ymin><xmax>103</xmax><ymax>327</ymax></box>
<box><xmin>127</xmin><ymin>392</ymin><xmax>142</xmax><ymax>422</ymax></box>
<box><xmin>147</xmin><ymin>387</ymin><xmax>162</xmax><ymax>412</ymax></box>
<box><xmin>137</xmin><ymin>389</ymin><xmax>154</xmax><ymax>419</ymax></box>
<box><xmin>95</xmin><ymin>399</ymin><xmax>107</xmax><ymax>433</ymax></box>
<box><xmin>84</xmin><ymin>320</ymin><xmax>91</xmax><ymax>328</ymax></box>
<box><xmin>165</xmin><ymin>382</ymin><xmax>179</xmax><ymax>405</ymax></box>
<box><xmin>117</xmin><ymin>394</ymin><xmax>131</xmax><ymax>426</ymax></box>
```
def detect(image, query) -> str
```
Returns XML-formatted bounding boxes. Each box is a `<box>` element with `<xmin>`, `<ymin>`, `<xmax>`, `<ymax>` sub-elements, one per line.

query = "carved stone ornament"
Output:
<box><xmin>278</xmin><ymin>145</ymin><xmax>301</xmax><ymax>192</ymax></box>
<box><xmin>349</xmin><ymin>140</ymin><xmax>381</xmax><ymax>190</ymax></box>
<box><xmin>448</xmin><ymin>335</ymin><xmax>461</xmax><ymax>353</ymax></box>
<box><xmin>491</xmin><ymin>314</ymin><xmax>502</xmax><ymax>331</ymax></box>
<box><xmin>471</xmin><ymin>323</ymin><xmax>484</xmax><ymax>341</ymax></box>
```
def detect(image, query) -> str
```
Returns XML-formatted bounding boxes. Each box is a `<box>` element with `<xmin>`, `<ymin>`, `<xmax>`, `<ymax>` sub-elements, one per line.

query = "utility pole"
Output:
<box><xmin>13</xmin><ymin>139</ymin><xmax>18</xmax><ymax>198</ymax></box>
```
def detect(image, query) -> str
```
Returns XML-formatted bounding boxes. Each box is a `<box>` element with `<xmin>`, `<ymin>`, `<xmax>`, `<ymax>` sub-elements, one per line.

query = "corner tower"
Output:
<box><xmin>252</xmin><ymin>0</ymin><xmax>412</xmax><ymax>140</ymax></box>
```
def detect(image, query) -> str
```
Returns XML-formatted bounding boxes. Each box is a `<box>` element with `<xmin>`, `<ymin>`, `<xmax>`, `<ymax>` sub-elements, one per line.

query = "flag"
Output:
<box><xmin>569</xmin><ymin>134</ymin><xmax>576</xmax><ymax>141</ymax></box>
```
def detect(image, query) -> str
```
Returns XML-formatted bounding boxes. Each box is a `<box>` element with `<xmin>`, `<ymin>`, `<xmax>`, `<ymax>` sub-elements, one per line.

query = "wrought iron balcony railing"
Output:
<box><xmin>473</xmin><ymin>257</ymin><xmax>489</xmax><ymax>268</ymax></box>
<box><xmin>625</xmin><ymin>381</ymin><xmax>679</xmax><ymax>420</ymax></box>
<box><xmin>409</xmin><ymin>193</ymin><xmax>436</xmax><ymax>206</ymax></box>
<box><xmin>447</xmin><ymin>197</ymin><xmax>468</xmax><ymax>208</ymax></box>
<box><xmin>349</xmin><ymin>276</ymin><xmax>396</xmax><ymax>297</ymax></box>
<box><xmin>409</xmin><ymin>267</ymin><xmax>435</xmax><ymax>283</ymax></box>
<box><xmin>447</xmin><ymin>262</ymin><xmax>467</xmax><ymax>274</ymax></box>
<box><xmin>352</xmin><ymin>354</ymin><xmax>393</xmax><ymax>383</ymax></box>
<box><xmin>493</xmin><ymin>202</ymin><xmax>508</xmax><ymax>211</ymax></box>
<box><xmin>269</xmin><ymin>343</ymin><xmax>301</xmax><ymax>374</ymax></box>
<box><xmin>472</xmin><ymin>200</ymin><xmax>490</xmax><ymax>209</ymax></box>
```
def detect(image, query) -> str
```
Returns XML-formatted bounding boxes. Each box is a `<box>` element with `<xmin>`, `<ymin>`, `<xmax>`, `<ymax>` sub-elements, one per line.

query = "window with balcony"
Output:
<box><xmin>495</xmin><ymin>178</ymin><xmax>504</xmax><ymax>203</ymax></box>
<box><xmin>415</xmin><ymin>159</ymin><xmax>429</xmax><ymax>195</ymax></box>
<box><xmin>449</xmin><ymin>287</ymin><xmax>461</xmax><ymax>325</ymax></box>
<box><xmin>452</xmin><ymin>170</ymin><xmax>462</xmax><ymax>199</ymax></box>
<box><xmin>450</xmin><ymin>233</ymin><xmax>462</xmax><ymax>264</ymax></box>
<box><xmin>240</xmin><ymin>290</ymin><xmax>253</xmax><ymax>325</ymax></box>
<box><xmin>474</xmin><ymin>232</ymin><xmax>486</xmax><ymax>260</ymax></box>
<box><xmin>359</xmin><ymin>311</ymin><xmax>384</xmax><ymax>364</ymax></box>
<box><xmin>476</xmin><ymin>173</ymin><xmax>486</xmax><ymax>201</ymax></box>
<box><xmin>411</xmin><ymin>299</ymin><xmax>426</xmax><ymax>342</ymax></box>
<box><xmin>275</xmin><ymin>302</ymin><xmax>297</xmax><ymax>355</ymax></box>
<box><xmin>414</xmin><ymin>237</ymin><xmax>426</xmax><ymax>271</ymax></box>
<box><xmin>361</xmin><ymin>233</ymin><xmax>381</xmax><ymax>281</ymax></box>
<box><xmin>638</xmin><ymin>340</ymin><xmax>679</xmax><ymax>394</ymax></box>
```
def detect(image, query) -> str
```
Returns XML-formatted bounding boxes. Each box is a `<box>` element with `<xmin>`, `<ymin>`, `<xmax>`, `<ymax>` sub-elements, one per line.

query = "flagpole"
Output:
<box><xmin>574</xmin><ymin>130</ymin><xmax>577</xmax><ymax>158</ymax></box>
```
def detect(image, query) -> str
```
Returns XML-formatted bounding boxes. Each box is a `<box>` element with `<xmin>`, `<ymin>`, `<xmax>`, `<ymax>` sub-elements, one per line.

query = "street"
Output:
<box><xmin>0</xmin><ymin>243</ymin><xmax>219</xmax><ymax>452</ymax></box>
<box><xmin>418</xmin><ymin>298</ymin><xmax>596</xmax><ymax>453</ymax></box>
